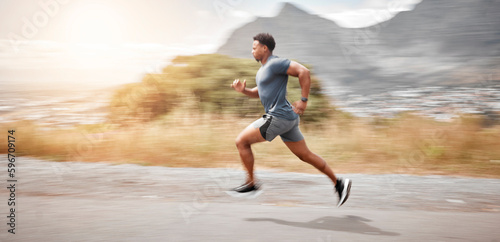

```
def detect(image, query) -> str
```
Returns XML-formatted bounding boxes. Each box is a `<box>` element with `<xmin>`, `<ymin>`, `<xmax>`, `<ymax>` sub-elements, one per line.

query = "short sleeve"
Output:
<box><xmin>271</xmin><ymin>58</ymin><xmax>291</xmax><ymax>75</ymax></box>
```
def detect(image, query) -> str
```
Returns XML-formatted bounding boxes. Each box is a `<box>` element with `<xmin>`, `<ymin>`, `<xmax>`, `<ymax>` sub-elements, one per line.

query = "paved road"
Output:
<box><xmin>1</xmin><ymin>157</ymin><xmax>499</xmax><ymax>241</ymax></box>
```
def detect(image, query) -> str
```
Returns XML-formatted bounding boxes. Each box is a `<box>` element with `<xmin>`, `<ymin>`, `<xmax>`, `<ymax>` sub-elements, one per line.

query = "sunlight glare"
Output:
<box><xmin>66</xmin><ymin>3</ymin><xmax>124</xmax><ymax>44</ymax></box>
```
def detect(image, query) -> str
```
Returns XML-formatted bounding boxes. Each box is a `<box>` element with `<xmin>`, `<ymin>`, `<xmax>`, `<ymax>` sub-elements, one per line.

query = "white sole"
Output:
<box><xmin>338</xmin><ymin>179</ymin><xmax>352</xmax><ymax>207</ymax></box>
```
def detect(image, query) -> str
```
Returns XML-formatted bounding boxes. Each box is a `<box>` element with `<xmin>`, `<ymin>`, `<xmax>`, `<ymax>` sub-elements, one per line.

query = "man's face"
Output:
<box><xmin>252</xmin><ymin>40</ymin><xmax>266</xmax><ymax>62</ymax></box>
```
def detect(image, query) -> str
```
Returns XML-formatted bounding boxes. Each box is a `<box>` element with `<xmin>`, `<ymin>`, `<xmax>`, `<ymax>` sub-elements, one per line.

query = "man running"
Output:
<box><xmin>229</xmin><ymin>33</ymin><xmax>352</xmax><ymax>207</ymax></box>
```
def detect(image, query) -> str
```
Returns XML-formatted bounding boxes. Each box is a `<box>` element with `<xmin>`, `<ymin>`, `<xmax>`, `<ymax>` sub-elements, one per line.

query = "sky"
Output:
<box><xmin>0</xmin><ymin>0</ymin><xmax>421</xmax><ymax>89</ymax></box>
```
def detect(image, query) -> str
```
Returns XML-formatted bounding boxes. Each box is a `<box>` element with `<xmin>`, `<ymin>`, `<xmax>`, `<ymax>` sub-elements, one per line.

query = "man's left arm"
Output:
<box><xmin>286</xmin><ymin>61</ymin><xmax>310</xmax><ymax>115</ymax></box>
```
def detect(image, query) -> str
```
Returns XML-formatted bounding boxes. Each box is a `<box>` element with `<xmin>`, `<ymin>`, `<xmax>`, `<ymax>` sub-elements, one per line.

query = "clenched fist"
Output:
<box><xmin>231</xmin><ymin>79</ymin><xmax>246</xmax><ymax>93</ymax></box>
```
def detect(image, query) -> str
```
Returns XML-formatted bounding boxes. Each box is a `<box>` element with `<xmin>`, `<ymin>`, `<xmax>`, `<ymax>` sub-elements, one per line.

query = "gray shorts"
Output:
<box><xmin>251</xmin><ymin>114</ymin><xmax>304</xmax><ymax>142</ymax></box>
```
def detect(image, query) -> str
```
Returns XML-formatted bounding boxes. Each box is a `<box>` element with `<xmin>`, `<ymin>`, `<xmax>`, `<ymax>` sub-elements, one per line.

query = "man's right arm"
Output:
<box><xmin>231</xmin><ymin>79</ymin><xmax>259</xmax><ymax>98</ymax></box>
<box><xmin>241</xmin><ymin>87</ymin><xmax>259</xmax><ymax>98</ymax></box>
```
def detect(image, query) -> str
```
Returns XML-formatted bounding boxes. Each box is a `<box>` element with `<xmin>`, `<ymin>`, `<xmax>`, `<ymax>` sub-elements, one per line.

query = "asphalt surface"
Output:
<box><xmin>1</xmin><ymin>156</ymin><xmax>499</xmax><ymax>241</ymax></box>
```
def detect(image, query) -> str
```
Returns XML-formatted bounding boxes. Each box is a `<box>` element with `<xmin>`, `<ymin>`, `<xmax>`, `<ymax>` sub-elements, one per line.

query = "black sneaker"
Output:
<box><xmin>225</xmin><ymin>182</ymin><xmax>263</xmax><ymax>198</ymax></box>
<box><xmin>335</xmin><ymin>178</ymin><xmax>352</xmax><ymax>207</ymax></box>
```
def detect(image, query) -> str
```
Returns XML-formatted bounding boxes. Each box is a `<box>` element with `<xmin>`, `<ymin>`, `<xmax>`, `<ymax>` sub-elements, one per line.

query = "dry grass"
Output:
<box><xmin>1</xmin><ymin>112</ymin><xmax>499</xmax><ymax>178</ymax></box>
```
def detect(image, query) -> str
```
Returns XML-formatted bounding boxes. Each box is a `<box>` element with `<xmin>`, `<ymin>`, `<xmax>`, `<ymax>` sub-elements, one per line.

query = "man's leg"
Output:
<box><xmin>235</xmin><ymin>124</ymin><xmax>266</xmax><ymax>185</ymax></box>
<box><xmin>284</xmin><ymin>139</ymin><xmax>337</xmax><ymax>185</ymax></box>
<box><xmin>284</xmin><ymin>139</ymin><xmax>352</xmax><ymax>207</ymax></box>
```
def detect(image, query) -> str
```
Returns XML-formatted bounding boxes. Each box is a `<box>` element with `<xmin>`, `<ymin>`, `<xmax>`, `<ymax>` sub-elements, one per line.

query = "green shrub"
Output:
<box><xmin>108</xmin><ymin>54</ymin><xmax>334</xmax><ymax>124</ymax></box>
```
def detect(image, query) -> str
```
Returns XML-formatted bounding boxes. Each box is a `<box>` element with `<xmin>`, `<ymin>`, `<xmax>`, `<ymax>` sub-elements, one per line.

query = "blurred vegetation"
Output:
<box><xmin>108</xmin><ymin>78</ymin><xmax>173</xmax><ymax>124</ymax></box>
<box><xmin>1</xmin><ymin>54</ymin><xmax>499</xmax><ymax>178</ymax></box>
<box><xmin>1</xmin><ymin>113</ymin><xmax>499</xmax><ymax>178</ymax></box>
<box><xmin>108</xmin><ymin>54</ymin><xmax>335</xmax><ymax>124</ymax></box>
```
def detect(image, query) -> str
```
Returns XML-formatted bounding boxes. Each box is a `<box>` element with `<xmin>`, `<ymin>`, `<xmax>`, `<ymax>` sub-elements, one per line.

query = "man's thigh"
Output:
<box><xmin>236</xmin><ymin>121</ymin><xmax>266</xmax><ymax>145</ymax></box>
<box><xmin>283</xmin><ymin>139</ymin><xmax>311</xmax><ymax>158</ymax></box>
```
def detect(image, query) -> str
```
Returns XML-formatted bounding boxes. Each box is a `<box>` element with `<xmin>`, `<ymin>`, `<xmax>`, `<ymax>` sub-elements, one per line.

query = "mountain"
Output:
<box><xmin>217</xmin><ymin>1</ymin><xmax>500</xmax><ymax>96</ymax></box>
<box><xmin>378</xmin><ymin>0</ymin><xmax>500</xmax><ymax>57</ymax></box>
<box><xmin>218</xmin><ymin>3</ymin><xmax>346</xmax><ymax>61</ymax></box>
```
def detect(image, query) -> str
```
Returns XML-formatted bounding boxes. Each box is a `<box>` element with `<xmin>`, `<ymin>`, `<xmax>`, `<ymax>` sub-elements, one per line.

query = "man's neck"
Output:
<box><xmin>260</xmin><ymin>52</ymin><xmax>273</xmax><ymax>65</ymax></box>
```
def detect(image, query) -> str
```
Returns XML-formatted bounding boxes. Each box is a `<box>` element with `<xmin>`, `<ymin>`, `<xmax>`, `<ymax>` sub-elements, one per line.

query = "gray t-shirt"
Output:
<box><xmin>256</xmin><ymin>55</ymin><xmax>298</xmax><ymax>120</ymax></box>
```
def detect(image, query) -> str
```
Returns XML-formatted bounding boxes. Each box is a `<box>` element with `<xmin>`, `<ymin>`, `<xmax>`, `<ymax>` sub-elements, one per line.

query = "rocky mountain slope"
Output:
<box><xmin>217</xmin><ymin>1</ymin><xmax>500</xmax><ymax>96</ymax></box>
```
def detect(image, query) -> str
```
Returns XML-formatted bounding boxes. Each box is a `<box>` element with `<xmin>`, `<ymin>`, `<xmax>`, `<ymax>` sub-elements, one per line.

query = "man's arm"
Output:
<box><xmin>231</xmin><ymin>79</ymin><xmax>259</xmax><ymax>98</ymax></box>
<box><xmin>286</xmin><ymin>61</ymin><xmax>310</xmax><ymax>115</ymax></box>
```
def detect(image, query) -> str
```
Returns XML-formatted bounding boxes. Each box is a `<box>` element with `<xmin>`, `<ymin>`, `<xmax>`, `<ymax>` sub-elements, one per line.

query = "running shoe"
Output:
<box><xmin>335</xmin><ymin>178</ymin><xmax>352</xmax><ymax>207</ymax></box>
<box><xmin>226</xmin><ymin>182</ymin><xmax>263</xmax><ymax>198</ymax></box>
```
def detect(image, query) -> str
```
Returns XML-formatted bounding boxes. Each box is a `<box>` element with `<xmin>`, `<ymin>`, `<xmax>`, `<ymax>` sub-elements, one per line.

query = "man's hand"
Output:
<box><xmin>231</xmin><ymin>79</ymin><xmax>246</xmax><ymax>93</ymax></box>
<box><xmin>292</xmin><ymin>100</ymin><xmax>307</xmax><ymax>116</ymax></box>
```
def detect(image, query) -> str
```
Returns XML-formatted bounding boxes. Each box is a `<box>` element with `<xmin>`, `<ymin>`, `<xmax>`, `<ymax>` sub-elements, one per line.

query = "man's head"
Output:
<box><xmin>252</xmin><ymin>33</ymin><xmax>275</xmax><ymax>62</ymax></box>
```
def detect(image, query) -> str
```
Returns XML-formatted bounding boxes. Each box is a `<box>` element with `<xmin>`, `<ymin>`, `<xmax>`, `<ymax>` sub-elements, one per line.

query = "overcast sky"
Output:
<box><xmin>0</xmin><ymin>0</ymin><xmax>421</xmax><ymax>88</ymax></box>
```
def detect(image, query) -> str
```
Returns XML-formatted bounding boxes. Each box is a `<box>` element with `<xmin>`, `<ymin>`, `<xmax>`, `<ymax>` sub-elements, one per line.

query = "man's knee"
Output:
<box><xmin>235</xmin><ymin>136</ymin><xmax>249</xmax><ymax>149</ymax></box>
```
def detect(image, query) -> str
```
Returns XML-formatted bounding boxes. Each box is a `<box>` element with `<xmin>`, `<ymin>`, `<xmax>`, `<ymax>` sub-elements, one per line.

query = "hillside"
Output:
<box><xmin>217</xmin><ymin>1</ymin><xmax>500</xmax><ymax>95</ymax></box>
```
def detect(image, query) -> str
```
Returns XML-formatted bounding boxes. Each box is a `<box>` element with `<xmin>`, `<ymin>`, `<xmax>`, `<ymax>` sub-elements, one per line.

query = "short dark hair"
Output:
<box><xmin>253</xmin><ymin>33</ymin><xmax>275</xmax><ymax>52</ymax></box>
